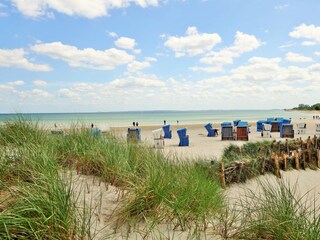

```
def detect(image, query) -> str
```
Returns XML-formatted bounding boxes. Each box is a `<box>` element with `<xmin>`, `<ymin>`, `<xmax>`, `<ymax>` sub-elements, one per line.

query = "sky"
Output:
<box><xmin>0</xmin><ymin>0</ymin><xmax>320</xmax><ymax>113</ymax></box>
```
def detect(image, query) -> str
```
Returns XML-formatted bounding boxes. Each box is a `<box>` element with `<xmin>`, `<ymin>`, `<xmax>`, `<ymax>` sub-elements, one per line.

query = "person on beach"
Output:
<box><xmin>133</xmin><ymin>122</ymin><xmax>135</xmax><ymax>127</ymax></box>
<box><xmin>91</xmin><ymin>123</ymin><xmax>94</xmax><ymax>128</ymax></box>
<box><xmin>136</xmin><ymin>122</ymin><xmax>139</xmax><ymax>127</ymax></box>
<box><xmin>54</xmin><ymin>123</ymin><xmax>57</xmax><ymax>129</ymax></box>
<box><xmin>164</xmin><ymin>120</ymin><xmax>166</xmax><ymax>125</ymax></box>
<box><xmin>177</xmin><ymin>120</ymin><xmax>179</xmax><ymax>125</ymax></box>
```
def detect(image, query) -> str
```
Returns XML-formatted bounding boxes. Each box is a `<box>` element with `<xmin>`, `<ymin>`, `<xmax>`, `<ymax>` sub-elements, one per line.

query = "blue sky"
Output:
<box><xmin>0</xmin><ymin>0</ymin><xmax>320</xmax><ymax>113</ymax></box>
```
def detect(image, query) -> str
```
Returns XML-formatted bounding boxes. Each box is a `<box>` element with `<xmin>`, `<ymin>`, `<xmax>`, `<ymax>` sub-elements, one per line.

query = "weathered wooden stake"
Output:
<box><xmin>220</xmin><ymin>161</ymin><xmax>226</xmax><ymax>188</ymax></box>
<box><xmin>294</xmin><ymin>150</ymin><xmax>299</xmax><ymax>170</ymax></box>
<box><xmin>317</xmin><ymin>149</ymin><xmax>320</xmax><ymax>169</ymax></box>
<box><xmin>281</xmin><ymin>151</ymin><xmax>287</xmax><ymax>171</ymax></box>
<box><xmin>272</xmin><ymin>152</ymin><xmax>281</xmax><ymax>178</ymax></box>
<box><xmin>302</xmin><ymin>152</ymin><xmax>306</xmax><ymax>170</ymax></box>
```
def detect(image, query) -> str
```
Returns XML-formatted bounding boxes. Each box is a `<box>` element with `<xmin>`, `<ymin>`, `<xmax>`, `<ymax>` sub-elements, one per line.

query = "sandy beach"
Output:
<box><xmin>110</xmin><ymin>118</ymin><xmax>320</xmax><ymax>161</ymax></box>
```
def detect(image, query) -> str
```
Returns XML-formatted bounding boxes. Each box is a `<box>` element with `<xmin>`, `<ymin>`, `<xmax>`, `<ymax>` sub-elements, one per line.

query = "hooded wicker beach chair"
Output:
<box><xmin>177</xmin><ymin>128</ymin><xmax>189</xmax><ymax>146</ymax></box>
<box><xmin>204</xmin><ymin>123</ymin><xmax>218</xmax><ymax>137</ymax></box>
<box><xmin>152</xmin><ymin>128</ymin><xmax>164</xmax><ymax>149</ymax></box>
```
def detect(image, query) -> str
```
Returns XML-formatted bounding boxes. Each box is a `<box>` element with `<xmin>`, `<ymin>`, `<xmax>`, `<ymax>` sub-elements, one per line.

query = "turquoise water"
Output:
<box><xmin>0</xmin><ymin>110</ymin><xmax>313</xmax><ymax>127</ymax></box>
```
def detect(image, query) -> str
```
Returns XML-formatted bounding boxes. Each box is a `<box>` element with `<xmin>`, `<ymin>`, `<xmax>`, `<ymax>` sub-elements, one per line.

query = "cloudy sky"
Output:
<box><xmin>1</xmin><ymin>0</ymin><xmax>320</xmax><ymax>113</ymax></box>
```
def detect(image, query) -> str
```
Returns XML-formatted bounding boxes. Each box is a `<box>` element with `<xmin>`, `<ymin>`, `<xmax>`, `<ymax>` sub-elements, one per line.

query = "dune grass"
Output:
<box><xmin>0</xmin><ymin>120</ymin><xmax>88</xmax><ymax>239</ymax></box>
<box><xmin>235</xmin><ymin>179</ymin><xmax>320</xmax><ymax>240</ymax></box>
<box><xmin>0</xmin><ymin>119</ymin><xmax>225</xmax><ymax>238</ymax></box>
<box><xmin>2</xmin><ymin>119</ymin><xmax>320</xmax><ymax>239</ymax></box>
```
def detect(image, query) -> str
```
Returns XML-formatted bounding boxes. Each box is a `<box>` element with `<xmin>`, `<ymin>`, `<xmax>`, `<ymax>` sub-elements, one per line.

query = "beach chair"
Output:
<box><xmin>152</xmin><ymin>128</ymin><xmax>164</xmax><ymax>149</ymax></box>
<box><xmin>204</xmin><ymin>123</ymin><xmax>218</xmax><ymax>137</ymax></box>
<box><xmin>257</xmin><ymin>120</ymin><xmax>267</xmax><ymax>132</ymax></box>
<box><xmin>162</xmin><ymin>125</ymin><xmax>172</xmax><ymax>139</ymax></box>
<box><xmin>90</xmin><ymin>128</ymin><xmax>101</xmax><ymax>137</ymax></box>
<box><xmin>127</xmin><ymin>128</ymin><xmax>141</xmax><ymax>142</ymax></box>
<box><xmin>271</xmin><ymin>120</ymin><xmax>281</xmax><ymax>132</ymax></box>
<box><xmin>261</xmin><ymin>123</ymin><xmax>272</xmax><ymax>138</ymax></box>
<box><xmin>297</xmin><ymin>123</ymin><xmax>306</xmax><ymax>134</ymax></box>
<box><xmin>266</xmin><ymin>118</ymin><xmax>275</xmax><ymax>124</ymax></box>
<box><xmin>177</xmin><ymin>128</ymin><xmax>189</xmax><ymax>146</ymax></box>
<box><xmin>221</xmin><ymin>122</ymin><xmax>234</xmax><ymax>140</ymax></box>
<box><xmin>236</xmin><ymin>121</ymin><xmax>249</xmax><ymax>141</ymax></box>
<box><xmin>280</xmin><ymin>124</ymin><xmax>294</xmax><ymax>138</ymax></box>
<box><xmin>316</xmin><ymin>124</ymin><xmax>320</xmax><ymax>135</ymax></box>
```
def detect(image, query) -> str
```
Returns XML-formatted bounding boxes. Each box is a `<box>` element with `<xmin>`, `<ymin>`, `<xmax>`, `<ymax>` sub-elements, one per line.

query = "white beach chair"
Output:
<box><xmin>261</xmin><ymin>123</ymin><xmax>272</xmax><ymax>138</ymax></box>
<box><xmin>316</xmin><ymin>124</ymin><xmax>320</xmax><ymax>136</ymax></box>
<box><xmin>152</xmin><ymin>128</ymin><xmax>164</xmax><ymax>149</ymax></box>
<box><xmin>297</xmin><ymin>123</ymin><xmax>306</xmax><ymax>134</ymax></box>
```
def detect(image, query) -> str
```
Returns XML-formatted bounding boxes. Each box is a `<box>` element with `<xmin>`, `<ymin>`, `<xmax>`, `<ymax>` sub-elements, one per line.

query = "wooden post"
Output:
<box><xmin>272</xmin><ymin>152</ymin><xmax>281</xmax><ymax>178</ymax></box>
<box><xmin>302</xmin><ymin>151</ymin><xmax>306</xmax><ymax>170</ymax></box>
<box><xmin>294</xmin><ymin>150</ymin><xmax>299</xmax><ymax>170</ymax></box>
<box><xmin>315</xmin><ymin>135</ymin><xmax>318</xmax><ymax>150</ymax></box>
<box><xmin>286</xmin><ymin>139</ymin><xmax>290</xmax><ymax>155</ymax></box>
<box><xmin>307</xmin><ymin>136</ymin><xmax>310</xmax><ymax>150</ymax></box>
<box><xmin>220</xmin><ymin>161</ymin><xmax>226</xmax><ymax>188</ymax></box>
<box><xmin>317</xmin><ymin>149</ymin><xmax>320</xmax><ymax>169</ymax></box>
<box><xmin>281</xmin><ymin>151</ymin><xmax>287</xmax><ymax>171</ymax></box>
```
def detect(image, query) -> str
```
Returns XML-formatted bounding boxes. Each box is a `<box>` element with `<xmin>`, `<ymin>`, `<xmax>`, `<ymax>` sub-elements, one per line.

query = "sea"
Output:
<box><xmin>0</xmin><ymin>110</ymin><xmax>314</xmax><ymax>129</ymax></box>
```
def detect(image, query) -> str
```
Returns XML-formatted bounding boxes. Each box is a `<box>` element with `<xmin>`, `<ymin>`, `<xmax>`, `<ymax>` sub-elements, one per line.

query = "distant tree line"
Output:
<box><xmin>290</xmin><ymin>103</ymin><xmax>320</xmax><ymax>111</ymax></box>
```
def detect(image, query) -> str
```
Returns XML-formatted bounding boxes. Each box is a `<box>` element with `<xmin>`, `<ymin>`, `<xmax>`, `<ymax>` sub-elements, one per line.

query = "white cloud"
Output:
<box><xmin>114</xmin><ymin>37</ymin><xmax>136</xmax><ymax>49</ymax></box>
<box><xmin>58</xmin><ymin>88</ymin><xmax>80</xmax><ymax>100</ymax></box>
<box><xmin>0</xmin><ymin>81</ymin><xmax>24</xmax><ymax>92</ymax></box>
<box><xmin>302</xmin><ymin>41</ymin><xmax>317</xmax><ymax>46</ymax></box>
<box><xmin>289</xmin><ymin>23</ymin><xmax>320</xmax><ymax>44</ymax></box>
<box><xmin>33</xmin><ymin>80</ymin><xmax>47</xmax><ymax>87</ymax></box>
<box><xmin>315</xmin><ymin>51</ymin><xmax>320</xmax><ymax>56</ymax></box>
<box><xmin>31</xmin><ymin>42</ymin><xmax>135</xmax><ymax>70</ymax></box>
<box><xmin>0</xmin><ymin>48</ymin><xmax>52</xmax><ymax>71</ymax></box>
<box><xmin>274</xmin><ymin>4</ymin><xmax>289</xmax><ymax>10</ymax></box>
<box><xmin>196</xmin><ymin>31</ymin><xmax>261</xmax><ymax>72</ymax></box>
<box><xmin>132</xmin><ymin>49</ymin><xmax>141</xmax><ymax>54</ymax></box>
<box><xmin>108</xmin><ymin>31</ymin><xmax>118</xmax><ymax>38</ymax></box>
<box><xmin>12</xmin><ymin>0</ymin><xmax>159</xmax><ymax>18</ymax></box>
<box><xmin>127</xmin><ymin>61</ymin><xmax>151</xmax><ymax>72</ymax></box>
<box><xmin>110</xmin><ymin>74</ymin><xmax>165</xmax><ymax>88</ymax></box>
<box><xmin>145</xmin><ymin>57</ymin><xmax>157</xmax><ymax>62</ymax></box>
<box><xmin>10</xmin><ymin>80</ymin><xmax>25</xmax><ymax>87</ymax></box>
<box><xmin>286</xmin><ymin>52</ymin><xmax>313</xmax><ymax>63</ymax></box>
<box><xmin>164</xmin><ymin>26</ymin><xmax>222</xmax><ymax>57</ymax></box>
<box><xmin>19</xmin><ymin>89</ymin><xmax>50</xmax><ymax>98</ymax></box>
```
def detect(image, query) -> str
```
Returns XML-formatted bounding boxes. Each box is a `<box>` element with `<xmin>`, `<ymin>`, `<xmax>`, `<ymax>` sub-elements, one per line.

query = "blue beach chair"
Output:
<box><xmin>204</xmin><ymin>123</ymin><xmax>218</xmax><ymax>137</ymax></box>
<box><xmin>90</xmin><ymin>128</ymin><xmax>101</xmax><ymax>137</ymax></box>
<box><xmin>177</xmin><ymin>128</ymin><xmax>189</xmax><ymax>146</ymax></box>
<box><xmin>257</xmin><ymin>120</ymin><xmax>267</xmax><ymax>132</ymax></box>
<box><xmin>127</xmin><ymin>128</ymin><xmax>141</xmax><ymax>142</ymax></box>
<box><xmin>162</xmin><ymin>125</ymin><xmax>172</xmax><ymax>139</ymax></box>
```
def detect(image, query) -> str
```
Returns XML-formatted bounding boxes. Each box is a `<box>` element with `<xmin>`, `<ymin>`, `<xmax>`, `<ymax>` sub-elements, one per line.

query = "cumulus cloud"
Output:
<box><xmin>286</xmin><ymin>52</ymin><xmax>313</xmax><ymax>63</ymax></box>
<box><xmin>315</xmin><ymin>51</ymin><xmax>320</xmax><ymax>56</ymax></box>
<box><xmin>110</xmin><ymin>74</ymin><xmax>165</xmax><ymax>88</ymax></box>
<box><xmin>114</xmin><ymin>37</ymin><xmax>136</xmax><ymax>49</ymax></box>
<box><xmin>302</xmin><ymin>41</ymin><xmax>317</xmax><ymax>46</ymax></box>
<box><xmin>164</xmin><ymin>26</ymin><xmax>222</xmax><ymax>57</ymax></box>
<box><xmin>12</xmin><ymin>0</ymin><xmax>159</xmax><ymax>18</ymax></box>
<box><xmin>58</xmin><ymin>88</ymin><xmax>80</xmax><ymax>100</ymax></box>
<box><xmin>0</xmin><ymin>81</ymin><xmax>25</xmax><ymax>92</ymax></box>
<box><xmin>0</xmin><ymin>48</ymin><xmax>52</xmax><ymax>71</ymax></box>
<box><xmin>33</xmin><ymin>80</ymin><xmax>47</xmax><ymax>87</ymax></box>
<box><xmin>289</xmin><ymin>23</ymin><xmax>320</xmax><ymax>44</ymax></box>
<box><xmin>195</xmin><ymin>31</ymin><xmax>261</xmax><ymax>72</ymax></box>
<box><xmin>108</xmin><ymin>31</ymin><xmax>118</xmax><ymax>38</ymax></box>
<box><xmin>31</xmin><ymin>42</ymin><xmax>135</xmax><ymax>70</ymax></box>
<box><xmin>19</xmin><ymin>89</ymin><xmax>50</xmax><ymax>98</ymax></box>
<box><xmin>127</xmin><ymin>61</ymin><xmax>151</xmax><ymax>72</ymax></box>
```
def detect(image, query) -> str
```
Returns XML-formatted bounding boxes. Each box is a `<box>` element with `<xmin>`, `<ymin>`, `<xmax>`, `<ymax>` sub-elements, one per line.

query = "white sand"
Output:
<box><xmin>111</xmin><ymin>118</ymin><xmax>319</xmax><ymax>161</ymax></box>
